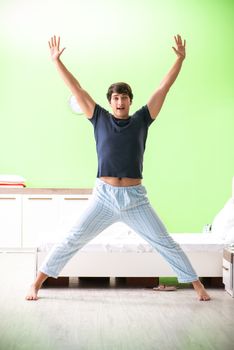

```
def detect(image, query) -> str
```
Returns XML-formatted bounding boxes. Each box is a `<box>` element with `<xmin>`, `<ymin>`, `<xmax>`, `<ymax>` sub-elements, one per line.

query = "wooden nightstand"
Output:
<box><xmin>223</xmin><ymin>248</ymin><xmax>234</xmax><ymax>297</ymax></box>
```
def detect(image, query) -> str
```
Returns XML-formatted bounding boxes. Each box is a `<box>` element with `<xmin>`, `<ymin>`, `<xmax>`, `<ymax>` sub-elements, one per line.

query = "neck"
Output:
<box><xmin>114</xmin><ymin>116</ymin><xmax>129</xmax><ymax>120</ymax></box>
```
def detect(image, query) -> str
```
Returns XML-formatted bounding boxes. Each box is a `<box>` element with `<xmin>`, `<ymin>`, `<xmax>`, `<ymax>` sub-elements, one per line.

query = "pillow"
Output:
<box><xmin>212</xmin><ymin>198</ymin><xmax>234</xmax><ymax>239</ymax></box>
<box><xmin>233</xmin><ymin>176</ymin><xmax>234</xmax><ymax>199</ymax></box>
<box><xmin>224</xmin><ymin>227</ymin><xmax>234</xmax><ymax>244</ymax></box>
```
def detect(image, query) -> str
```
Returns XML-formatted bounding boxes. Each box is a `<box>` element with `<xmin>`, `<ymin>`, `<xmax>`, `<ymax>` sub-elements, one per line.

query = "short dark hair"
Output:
<box><xmin>106</xmin><ymin>82</ymin><xmax>133</xmax><ymax>102</ymax></box>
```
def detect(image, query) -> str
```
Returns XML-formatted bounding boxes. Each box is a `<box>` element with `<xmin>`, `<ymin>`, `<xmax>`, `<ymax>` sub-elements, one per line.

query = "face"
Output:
<box><xmin>109</xmin><ymin>93</ymin><xmax>132</xmax><ymax>119</ymax></box>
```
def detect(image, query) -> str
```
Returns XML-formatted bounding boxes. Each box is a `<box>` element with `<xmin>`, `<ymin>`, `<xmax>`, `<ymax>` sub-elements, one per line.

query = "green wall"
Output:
<box><xmin>0</xmin><ymin>0</ymin><xmax>233</xmax><ymax>232</ymax></box>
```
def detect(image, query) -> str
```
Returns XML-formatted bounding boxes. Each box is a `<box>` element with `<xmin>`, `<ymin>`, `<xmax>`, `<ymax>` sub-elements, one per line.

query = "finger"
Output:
<box><xmin>51</xmin><ymin>36</ymin><xmax>54</xmax><ymax>47</ymax></box>
<box><xmin>172</xmin><ymin>47</ymin><xmax>178</xmax><ymax>54</ymax></box>
<box><xmin>58</xmin><ymin>36</ymin><xmax>60</xmax><ymax>50</ymax></box>
<box><xmin>177</xmin><ymin>34</ymin><xmax>182</xmax><ymax>44</ymax></box>
<box><xmin>60</xmin><ymin>47</ymin><xmax>66</xmax><ymax>55</ymax></box>
<box><xmin>174</xmin><ymin>35</ymin><xmax>178</xmax><ymax>45</ymax></box>
<box><xmin>48</xmin><ymin>41</ymin><xmax>51</xmax><ymax>49</ymax></box>
<box><xmin>184</xmin><ymin>39</ymin><xmax>186</xmax><ymax>47</ymax></box>
<box><xmin>54</xmin><ymin>35</ymin><xmax>57</xmax><ymax>46</ymax></box>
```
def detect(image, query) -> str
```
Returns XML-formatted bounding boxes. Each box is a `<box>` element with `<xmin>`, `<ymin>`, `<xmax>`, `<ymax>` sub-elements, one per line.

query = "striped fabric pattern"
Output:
<box><xmin>40</xmin><ymin>179</ymin><xmax>198</xmax><ymax>283</ymax></box>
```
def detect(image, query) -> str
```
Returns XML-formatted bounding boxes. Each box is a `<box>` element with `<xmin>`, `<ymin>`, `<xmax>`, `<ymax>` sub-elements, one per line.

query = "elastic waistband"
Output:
<box><xmin>95</xmin><ymin>178</ymin><xmax>143</xmax><ymax>190</ymax></box>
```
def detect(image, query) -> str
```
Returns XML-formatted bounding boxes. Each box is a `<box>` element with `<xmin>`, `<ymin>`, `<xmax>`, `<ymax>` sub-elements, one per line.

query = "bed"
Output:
<box><xmin>37</xmin><ymin>222</ymin><xmax>226</xmax><ymax>279</ymax></box>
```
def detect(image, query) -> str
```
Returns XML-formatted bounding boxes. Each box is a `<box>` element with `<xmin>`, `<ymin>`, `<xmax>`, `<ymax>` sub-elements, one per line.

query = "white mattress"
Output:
<box><xmin>38</xmin><ymin>222</ymin><xmax>225</xmax><ymax>253</ymax></box>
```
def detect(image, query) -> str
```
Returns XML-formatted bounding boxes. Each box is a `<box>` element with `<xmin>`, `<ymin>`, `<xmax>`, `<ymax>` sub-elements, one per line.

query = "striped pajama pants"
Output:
<box><xmin>39</xmin><ymin>178</ymin><xmax>198</xmax><ymax>283</ymax></box>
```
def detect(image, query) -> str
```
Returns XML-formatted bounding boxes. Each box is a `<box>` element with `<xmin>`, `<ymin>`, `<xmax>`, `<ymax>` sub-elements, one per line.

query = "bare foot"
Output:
<box><xmin>25</xmin><ymin>272</ymin><xmax>48</xmax><ymax>301</ymax></box>
<box><xmin>25</xmin><ymin>284</ymin><xmax>39</xmax><ymax>301</ymax></box>
<box><xmin>192</xmin><ymin>280</ymin><xmax>211</xmax><ymax>301</ymax></box>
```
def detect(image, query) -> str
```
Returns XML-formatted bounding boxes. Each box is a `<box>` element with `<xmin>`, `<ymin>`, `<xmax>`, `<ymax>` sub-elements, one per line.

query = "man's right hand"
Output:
<box><xmin>48</xmin><ymin>35</ymin><xmax>65</xmax><ymax>61</ymax></box>
<box><xmin>48</xmin><ymin>35</ymin><xmax>96</xmax><ymax>118</ymax></box>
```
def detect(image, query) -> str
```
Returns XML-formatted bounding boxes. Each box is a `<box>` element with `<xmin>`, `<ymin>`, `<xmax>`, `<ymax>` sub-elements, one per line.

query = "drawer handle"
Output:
<box><xmin>0</xmin><ymin>197</ymin><xmax>16</xmax><ymax>200</ymax></box>
<box><xmin>28</xmin><ymin>198</ymin><xmax>53</xmax><ymax>200</ymax></box>
<box><xmin>222</xmin><ymin>266</ymin><xmax>229</xmax><ymax>271</ymax></box>
<box><xmin>64</xmin><ymin>198</ymin><xmax>89</xmax><ymax>200</ymax></box>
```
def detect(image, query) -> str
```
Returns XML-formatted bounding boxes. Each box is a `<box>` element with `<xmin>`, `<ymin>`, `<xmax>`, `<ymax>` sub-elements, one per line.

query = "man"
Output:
<box><xmin>26</xmin><ymin>35</ymin><xmax>210</xmax><ymax>301</ymax></box>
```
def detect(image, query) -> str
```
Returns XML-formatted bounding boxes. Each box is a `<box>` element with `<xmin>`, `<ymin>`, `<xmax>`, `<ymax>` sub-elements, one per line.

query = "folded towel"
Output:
<box><xmin>0</xmin><ymin>174</ymin><xmax>26</xmax><ymax>187</ymax></box>
<box><xmin>0</xmin><ymin>183</ymin><xmax>26</xmax><ymax>187</ymax></box>
<box><xmin>0</xmin><ymin>174</ymin><xmax>26</xmax><ymax>183</ymax></box>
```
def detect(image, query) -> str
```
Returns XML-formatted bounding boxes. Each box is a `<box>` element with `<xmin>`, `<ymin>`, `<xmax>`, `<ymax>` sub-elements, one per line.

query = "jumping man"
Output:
<box><xmin>26</xmin><ymin>35</ymin><xmax>210</xmax><ymax>301</ymax></box>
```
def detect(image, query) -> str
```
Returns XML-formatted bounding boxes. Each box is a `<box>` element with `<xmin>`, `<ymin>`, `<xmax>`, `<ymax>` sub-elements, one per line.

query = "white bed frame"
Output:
<box><xmin>37</xmin><ymin>245</ymin><xmax>223</xmax><ymax>278</ymax></box>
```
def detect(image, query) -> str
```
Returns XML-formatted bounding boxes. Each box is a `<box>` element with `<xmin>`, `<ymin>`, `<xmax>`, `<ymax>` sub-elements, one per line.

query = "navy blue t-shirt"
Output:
<box><xmin>89</xmin><ymin>104</ymin><xmax>154</xmax><ymax>179</ymax></box>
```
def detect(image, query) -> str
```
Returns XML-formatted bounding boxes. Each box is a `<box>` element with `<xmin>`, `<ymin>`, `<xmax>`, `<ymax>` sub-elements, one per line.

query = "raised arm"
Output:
<box><xmin>48</xmin><ymin>35</ymin><xmax>96</xmax><ymax>119</ymax></box>
<box><xmin>147</xmin><ymin>34</ymin><xmax>186</xmax><ymax>119</ymax></box>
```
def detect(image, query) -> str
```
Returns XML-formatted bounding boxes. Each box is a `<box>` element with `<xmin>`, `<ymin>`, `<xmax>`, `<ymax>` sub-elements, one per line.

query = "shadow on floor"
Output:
<box><xmin>42</xmin><ymin>276</ymin><xmax>224</xmax><ymax>289</ymax></box>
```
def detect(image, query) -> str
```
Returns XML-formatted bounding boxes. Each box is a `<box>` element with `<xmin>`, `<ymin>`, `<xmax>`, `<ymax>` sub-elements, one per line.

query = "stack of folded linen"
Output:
<box><xmin>0</xmin><ymin>174</ymin><xmax>26</xmax><ymax>188</ymax></box>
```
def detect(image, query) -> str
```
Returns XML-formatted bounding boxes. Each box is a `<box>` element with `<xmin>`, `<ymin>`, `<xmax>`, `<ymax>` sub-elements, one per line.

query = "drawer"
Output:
<box><xmin>0</xmin><ymin>249</ymin><xmax>37</xmax><ymax>292</ymax></box>
<box><xmin>222</xmin><ymin>258</ymin><xmax>232</xmax><ymax>289</ymax></box>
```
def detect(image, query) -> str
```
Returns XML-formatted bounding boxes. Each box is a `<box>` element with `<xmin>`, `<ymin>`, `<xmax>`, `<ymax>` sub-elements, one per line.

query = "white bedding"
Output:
<box><xmin>38</xmin><ymin>222</ymin><xmax>226</xmax><ymax>253</ymax></box>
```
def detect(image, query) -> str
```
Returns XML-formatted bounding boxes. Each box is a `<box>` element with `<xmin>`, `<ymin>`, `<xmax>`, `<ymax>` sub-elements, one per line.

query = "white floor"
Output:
<box><xmin>1</xmin><ymin>278</ymin><xmax>234</xmax><ymax>350</ymax></box>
